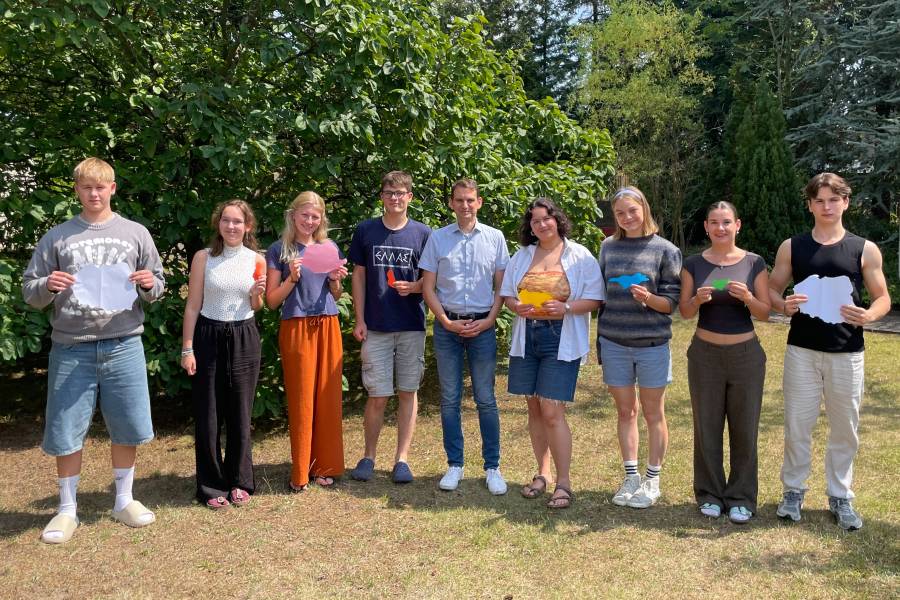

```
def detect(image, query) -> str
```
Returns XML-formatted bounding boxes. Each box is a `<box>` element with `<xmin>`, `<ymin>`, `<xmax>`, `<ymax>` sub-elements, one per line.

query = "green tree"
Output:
<box><xmin>437</xmin><ymin>0</ymin><xmax>586</xmax><ymax>105</ymax></box>
<box><xmin>730</xmin><ymin>80</ymin><xmax>805</xmax><ymax>262</ymax></box>
<box><xmin>0</xmin><ymin>0</ymin><xmax>615</xmax><ymax>418</ymax></box>
<box><xmin>573</xmin><ymin>0</ymin><xmax>712</xmax><ymax>247</ymax></box>
<box><xmin>787</xmin><ymin>0</ymin><xmax>899</xmax><ymax>219</ymax></box>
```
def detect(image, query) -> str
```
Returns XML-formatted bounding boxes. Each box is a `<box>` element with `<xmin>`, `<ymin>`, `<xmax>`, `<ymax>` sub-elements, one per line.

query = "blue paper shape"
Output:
<box><xmin>609</xmin><ymin>273</ymin><xmax>649</xmax><ymax>288</ymax></box>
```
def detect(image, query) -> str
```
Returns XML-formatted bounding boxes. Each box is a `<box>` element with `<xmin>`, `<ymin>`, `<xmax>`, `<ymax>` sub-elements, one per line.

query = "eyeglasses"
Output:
<box><xmin>380</xmin><ymin>190</ymin><xmax>410</xmax><ymax>199</ymax></box>
<box><xmin>530</xmin><ymin>216</ymin><xmax>556</xmax><ymax>227</ymax></box>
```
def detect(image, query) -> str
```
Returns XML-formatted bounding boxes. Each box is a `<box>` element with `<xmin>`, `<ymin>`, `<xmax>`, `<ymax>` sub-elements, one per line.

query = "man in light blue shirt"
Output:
<box><xmin>420</xmin><ymin>178</ymin><xmax>510</xmax><ymax>495</ymax></box>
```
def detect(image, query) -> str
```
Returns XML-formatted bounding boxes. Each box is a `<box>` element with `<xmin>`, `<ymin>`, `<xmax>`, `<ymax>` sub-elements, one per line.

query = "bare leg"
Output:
<box><xmin>526</xmin><ymin>396</ymin><xmax>553</xmax><ymax>479</ymax></box>
<box><xmin>609</xmin><ymin>385</ymin><xmax>640</xmax><ymax>461</ymax></box>
<box><xmin>362</xmin><ymin>396</ymin><xmax>388</xmax><ymax>460</ymax></box>
<box><xmin>540</xmin><ymin>399</ymin><xmax>572</xmax><ymax>490</ymax></box>
<box><xmin>395</xmin><ymin>390</ymin><xmax>418</xmax><ymax>463</ymax></box>
<box><xmin>110</xmin><ymin>444</ymin><xmax>137</xmax><ymax>469</ymax></box>
<box><xmin>638</xmin><ymin>387</ymin><xmax>668</xmax><ymax>466</ymax></box>
<box><xmin>57</xmin><ymin>451</ymin><xmax>83</xmax><ymax>478</ymax></box>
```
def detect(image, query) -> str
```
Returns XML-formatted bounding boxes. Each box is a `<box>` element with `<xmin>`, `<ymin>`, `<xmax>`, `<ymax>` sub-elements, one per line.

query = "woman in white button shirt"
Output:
<box><xmin>501</xmin><ymin>198</ymin><xmax>605</xmax><ymax>509</ymax></box>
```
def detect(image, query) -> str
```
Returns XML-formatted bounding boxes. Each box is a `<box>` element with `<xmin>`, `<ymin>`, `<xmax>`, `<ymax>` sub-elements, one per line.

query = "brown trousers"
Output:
<box><xmin>279</xmin><ymin>315</ymin><xmax>345</xmax><ymax>487</ymax></box>
<box><xmin>687</xmin><ymin>335</ymin><xmax>766</xmax><ymax>512</ymax></box>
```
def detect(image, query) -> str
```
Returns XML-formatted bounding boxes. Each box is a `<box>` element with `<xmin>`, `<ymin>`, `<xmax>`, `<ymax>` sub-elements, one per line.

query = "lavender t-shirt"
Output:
<box><xmin>266</xmin><ymin>240</ymin><xmax>342</xmax><ymax>319</ymax></box>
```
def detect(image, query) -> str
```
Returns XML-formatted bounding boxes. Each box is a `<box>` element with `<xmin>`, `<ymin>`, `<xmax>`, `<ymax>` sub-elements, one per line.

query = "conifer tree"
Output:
<box><xmin>730</xmin><ymin>80</ymin><xmax>806</xmax><ymax>262</ymax></box>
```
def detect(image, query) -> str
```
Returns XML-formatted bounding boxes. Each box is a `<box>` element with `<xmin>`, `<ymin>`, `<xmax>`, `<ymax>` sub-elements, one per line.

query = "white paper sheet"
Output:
<box><xmin>71</xmin><ymin>263</ymin><xmax>138</xmax><ymax>311</ymax></box>
<box><xmin>793</xmin><ymin>274</ymin><xmax>853</xmax><ymax>325</ymax></box>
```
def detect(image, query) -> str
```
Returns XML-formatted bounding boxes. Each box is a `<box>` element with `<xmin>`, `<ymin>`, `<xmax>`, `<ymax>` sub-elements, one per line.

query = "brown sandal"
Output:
<box><xmin>521</xmin><ymin>475</ymin><xmax>549</xmax><ymax>499</ymax></box>
<box><xmin>547</xmin><ymin>484</ymin><xmax>574</xmax><ymax>509</ymax></box>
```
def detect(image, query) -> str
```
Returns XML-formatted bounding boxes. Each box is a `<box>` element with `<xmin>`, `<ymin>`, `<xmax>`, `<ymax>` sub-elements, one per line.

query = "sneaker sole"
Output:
<box><xmin>611</xmin><ymin>496</ymin><xmax>629</xmax><ymax>507</ymax></box>
<box><xmin>831</xmin><ymin>513</ymin><xmax>862</xmax><ymax>531</ymax></box>
<box><xmin>438</xmin><ymin>483</ymin><xmax>459</xmax><ymax>491</ymax></box>
<box><xmin>776</xmin><ymin>509</ymin><xmax>801</xmax><ymax>522</ymax></box>
<box><xmin>626</xmin><ymin>499</ymin><xmax>658</xmax><ymax>509</ymax></box>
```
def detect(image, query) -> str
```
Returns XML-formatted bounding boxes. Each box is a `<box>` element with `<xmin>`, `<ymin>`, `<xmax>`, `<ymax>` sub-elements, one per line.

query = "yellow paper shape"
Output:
<box><xmin>519</xmin><ymin>290</ymin><xmax>554</xmax><ymax>307</ymax></box>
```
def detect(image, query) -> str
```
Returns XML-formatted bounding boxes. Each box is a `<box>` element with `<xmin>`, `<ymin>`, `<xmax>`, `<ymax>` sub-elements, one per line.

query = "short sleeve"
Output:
<box><xmin>418</xmin><ymin>235</ymin><xmax>439</xmax><ymax>273</ymax></box>
<box><xmin>348</xmin><ymin>223</ymin><xmax>365</xmax><ymax>266</ymax></box>
<box><xmin>265</xmin><ymin>243</ymin><xmax>281</xmax><ymax>269</ymax></box>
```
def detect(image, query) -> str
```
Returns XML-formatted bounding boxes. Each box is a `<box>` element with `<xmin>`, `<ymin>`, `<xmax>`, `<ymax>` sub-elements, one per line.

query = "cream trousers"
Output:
<box><xmin>781</xmin><ymin>345</ymin><xmax>865</xmax><ymax>499</ymax></box>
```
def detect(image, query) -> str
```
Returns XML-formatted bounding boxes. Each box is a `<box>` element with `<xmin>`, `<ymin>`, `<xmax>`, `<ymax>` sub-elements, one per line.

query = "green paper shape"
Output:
<box><xmin>711</xmin><ymin>278</ymin><xmax>730</xmax><ymax>290</ymax></box>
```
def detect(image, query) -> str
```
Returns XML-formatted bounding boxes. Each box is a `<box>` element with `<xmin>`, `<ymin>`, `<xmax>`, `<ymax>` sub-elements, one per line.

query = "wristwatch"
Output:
<box><xmin>564</xmin><ymin>302</ymin><xmax>572</xmax><ymax>314</ymax></box>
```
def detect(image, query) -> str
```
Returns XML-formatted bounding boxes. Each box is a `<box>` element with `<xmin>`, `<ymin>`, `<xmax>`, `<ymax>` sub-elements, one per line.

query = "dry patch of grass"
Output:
<box><xmin>1</xmin><ymin>320</ymin><xmax>898</xmax><ymax>599</ymax></box>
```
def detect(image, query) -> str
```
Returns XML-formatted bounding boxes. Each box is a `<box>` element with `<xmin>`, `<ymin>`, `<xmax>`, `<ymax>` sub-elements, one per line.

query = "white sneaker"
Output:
<box><xmin>485</xmin><ymin>468</ymin><xmax>508</xmax><ymax>495</ymax></box>
<box><xmin>439</xmin><ymin>466</ymin><xmax>464</xmax><ymax>491</ymax></box>
<box><xmin>612</xmin><ymin>474</ymin><xmax>642</xmax><ymax>506</ymax></box>
<box><xmin>626</xmin><ymin>477</ymin><xmax>660</xmax><ymax>508</ymax></box>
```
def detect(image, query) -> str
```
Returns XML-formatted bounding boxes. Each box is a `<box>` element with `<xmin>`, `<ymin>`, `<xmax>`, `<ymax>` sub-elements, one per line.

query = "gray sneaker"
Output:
<box><xmin>828</xmin><ymin>497</ymin><xmax>863</xmax><ymax>531</ymax></box>
<box><xmin>776</xmin><ymin>490</ymin><xmax>804</xmax><ymax>522</ymax></box>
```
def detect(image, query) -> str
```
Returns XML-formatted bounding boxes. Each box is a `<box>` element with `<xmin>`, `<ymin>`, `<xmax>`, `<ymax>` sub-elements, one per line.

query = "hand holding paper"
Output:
<box><xmin>302</xmin><ymin>243</ymin><xmax>346</xmax><ymax>274</ymax></box>
<box><xmin>609</xmin><ymin>273</ymin><xmax>649</xmax><ymax>288</ymax></box>
<box><xmin>72</xmin><ymin>263</ymin><xmax>138</xmax><ymax>311</ymax></box>
<box><xmin>793</xmin><ymin>275</ymin><xmax>853</xmax><ymax>324</ymax></box>
<box><xmin>519</xmin><ymin>290</ymin><xmax>554</xmax><ymax>308</ymax></box>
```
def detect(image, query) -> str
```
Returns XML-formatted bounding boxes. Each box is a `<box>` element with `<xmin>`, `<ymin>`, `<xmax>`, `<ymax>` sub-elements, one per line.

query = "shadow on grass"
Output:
<box><xmin>1</xmin><ymin>471</ymin><xmax>197</xmax><ymax>539</ymax></box>
<box><xmin>331</xmin><ymin>474</ymin><xmax>900</xmax><ymax>578</ymax></box>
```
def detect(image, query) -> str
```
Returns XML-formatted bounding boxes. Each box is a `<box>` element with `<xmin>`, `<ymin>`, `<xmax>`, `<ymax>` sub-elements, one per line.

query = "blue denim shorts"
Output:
<box><xmin>598</xmin><ymin>335</ymin><xmax>672</xmax><ymax>388</ymax></box>
<box><xmin>361</xmin><ymin>330</ymin><xmax>426</xmax><ymax>396</ymax></box>
<box><xmin>43</xmin><ymin>335</ymin><xmax>154</xmax><ymax>456</ymax></box>
<box><xmin>508</xmin><ymin>319</ymin><xmax>581</xmax><ymax>402</ymax></box>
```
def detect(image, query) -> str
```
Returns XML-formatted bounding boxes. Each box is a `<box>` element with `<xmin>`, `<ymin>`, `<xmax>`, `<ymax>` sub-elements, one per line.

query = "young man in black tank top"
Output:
<box><xmin>768</xmin><ymin>173</ymin><xmax>891</xmax><ymax>530</ymax></box>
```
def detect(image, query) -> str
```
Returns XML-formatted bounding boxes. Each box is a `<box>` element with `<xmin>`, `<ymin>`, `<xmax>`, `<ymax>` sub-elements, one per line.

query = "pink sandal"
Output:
<box><xmin>230</xmin><ymin>488</ymin><xmax>251</xmax><ymax>506</ymax></box>
<box><xmin>206</xmin><ymin>496</ymin><xmax>230</xmax><ymax>510</ymax></box>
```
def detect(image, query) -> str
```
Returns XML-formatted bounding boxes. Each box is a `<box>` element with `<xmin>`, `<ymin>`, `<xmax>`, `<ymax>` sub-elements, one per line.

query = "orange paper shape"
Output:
<box><xmin>386</xmin><ymin>268</ymin><xmax>397</xmax><ymax>287</ymax></box>
<box><xmin>253</xmin><ymin>255</ymin><xmax>266</xmax><ymax>280</ymax></box>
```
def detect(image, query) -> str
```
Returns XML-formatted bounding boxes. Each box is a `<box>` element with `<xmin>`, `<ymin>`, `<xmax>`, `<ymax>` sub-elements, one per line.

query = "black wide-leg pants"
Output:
<box><xmin>192</xmin><ymin>315</ymin><xmax>260</xmax><ymax>502</ymax></box>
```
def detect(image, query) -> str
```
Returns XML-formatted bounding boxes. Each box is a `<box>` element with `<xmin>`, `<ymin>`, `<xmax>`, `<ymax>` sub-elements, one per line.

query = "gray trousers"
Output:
<box><xmin>687</xmin><ymin>335</ymin><xmax>766</xmax><ymax>512</ymax></box>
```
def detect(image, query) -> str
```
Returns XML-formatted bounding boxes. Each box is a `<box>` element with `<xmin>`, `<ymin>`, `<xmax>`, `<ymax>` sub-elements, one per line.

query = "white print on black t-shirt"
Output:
<box><xmin>373</xmin><ymin>245</ymin><xmax>414</xmax><ymax>268</ymax></box>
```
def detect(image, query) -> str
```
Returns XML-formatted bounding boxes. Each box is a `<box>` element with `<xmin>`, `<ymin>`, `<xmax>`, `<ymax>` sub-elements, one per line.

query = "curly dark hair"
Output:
<box><xmin>518</xmin><ymin>197</ymin><xmax>571</xmax><ymax>246</ymax></box>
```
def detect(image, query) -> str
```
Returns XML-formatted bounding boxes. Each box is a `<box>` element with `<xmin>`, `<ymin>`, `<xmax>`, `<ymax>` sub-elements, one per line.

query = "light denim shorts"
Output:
<box><xmin>360</xmin><ymin>330</ymin><xmax>426</xmax><ymax>396</ymax></box>
<box><xmin>43</xmin><ymin>335</ymin><xmax>154</xmax><ymax>456</ymax></box>
<box><xmin>508</xmin><ymin>319</ymin><xmax>581</xmax><ymax>403</ymax></box>
<box><xmin>598</xmin><ymin>335</ymin><xmax>672</xmax><ymax>388</ymax></box>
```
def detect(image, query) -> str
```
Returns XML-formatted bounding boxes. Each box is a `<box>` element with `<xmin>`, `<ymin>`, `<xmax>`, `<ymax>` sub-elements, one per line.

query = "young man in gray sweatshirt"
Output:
<box><xmin>22</xmin><ymin>158</ymin><xmax>165</xmax><ymax>544</ymax></box>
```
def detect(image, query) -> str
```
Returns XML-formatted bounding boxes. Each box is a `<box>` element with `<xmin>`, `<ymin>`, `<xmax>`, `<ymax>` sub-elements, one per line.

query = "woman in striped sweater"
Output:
<box><xmin>597</xmin><ymin>186</ymin><xmax>681</xmax><ymax>509</ymax></box>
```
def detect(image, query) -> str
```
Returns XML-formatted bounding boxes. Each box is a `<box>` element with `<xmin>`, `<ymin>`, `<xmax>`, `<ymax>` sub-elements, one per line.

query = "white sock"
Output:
<box><xmin>43</xmin><ymin>475</ymin><xmax>79</xmax><ymax>542</ymax></box>
<box><xmin>58</xmin><ymin>474</ymin><xmax>79</xmax><ymax>517</ymax></box>
<box><xmin>113</xmin><ymin>466</ymin><xmax>134</xmax><ymax>512</ymax></box>
<box><xmin>646</xmin><ymin>464</ymin><xmax>661</xmax><ymax>480</ymax></box>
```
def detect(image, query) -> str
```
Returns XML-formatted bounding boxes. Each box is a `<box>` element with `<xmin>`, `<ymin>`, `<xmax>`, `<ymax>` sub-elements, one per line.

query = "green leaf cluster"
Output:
<box><xmin>0</xmin><ymin>0</ymin><xmax>614</xmax><ymax>419</ymax></box>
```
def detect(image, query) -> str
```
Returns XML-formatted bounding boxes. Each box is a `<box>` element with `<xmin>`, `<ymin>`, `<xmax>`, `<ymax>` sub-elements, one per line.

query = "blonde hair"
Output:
<box><xmin>279</xmin><ymin>191</ymin><xmax>330</xmax><ymax>263</ymax></box>
<box><xmin>73</xmin><ymin>157</ymin><xmax>115</xmax><ymax>183</ymax></box>
<box><xmin>610</xmin><ymin>186</ymin><xmax>659</xmax><ymax>240</ymax></box>
<box><xmin>209</xmin><ymin>199</ymin><xmax>259</xmax><ymax>256</ymax></box>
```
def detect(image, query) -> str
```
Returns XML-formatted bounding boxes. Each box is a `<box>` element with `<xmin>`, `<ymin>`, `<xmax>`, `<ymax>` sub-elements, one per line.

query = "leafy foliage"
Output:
<box><xmin>0</xmin><ymin>0</ymin><xmax>614</xmax><ymax>419</ymax></box>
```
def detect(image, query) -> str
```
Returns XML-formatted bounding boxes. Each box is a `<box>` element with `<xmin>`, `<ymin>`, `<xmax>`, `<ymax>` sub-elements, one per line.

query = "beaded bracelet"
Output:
<box><xmin>181</xmin><ymin>348</ymin><xmax>194</xmax><ymax>356</ymax></box>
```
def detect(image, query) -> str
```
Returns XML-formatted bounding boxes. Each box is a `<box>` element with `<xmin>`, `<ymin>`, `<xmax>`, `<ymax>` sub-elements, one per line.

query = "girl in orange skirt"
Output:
<box><xmin>265</xmin><ymin>192</ymin><xmax>348</xmax><ymax>490</ymax></box>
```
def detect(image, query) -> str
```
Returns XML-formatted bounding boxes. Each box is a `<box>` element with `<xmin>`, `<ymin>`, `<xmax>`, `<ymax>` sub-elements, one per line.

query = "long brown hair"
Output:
<box><xmin>209</xmin><ymin>199</ymin><xmax>259</xmax><ymax>256</ymax></box>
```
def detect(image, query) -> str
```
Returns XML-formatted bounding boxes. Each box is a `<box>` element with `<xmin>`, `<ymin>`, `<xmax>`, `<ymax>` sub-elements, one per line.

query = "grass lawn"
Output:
<box><xmin>1</xmin><ymin>318</ymin><xmax>898</xmax><ymax>599</ymax></box>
